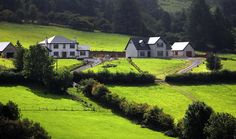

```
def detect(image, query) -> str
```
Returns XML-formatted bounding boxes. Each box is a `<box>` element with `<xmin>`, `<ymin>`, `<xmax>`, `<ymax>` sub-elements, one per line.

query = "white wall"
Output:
<box><xmin>183</xmin><ymin>44</ymin><xmax>195</xmax><ymax>57</ymax></box>
<box><xmin>170</xmin><ymin>44</ymin><xmax>195</xmax><ymax>58</ymax></box>
<box><xmin>149</xmin><ymin>39</ymin><xmax>167</xmax><ymax>57</ymax></box>
<box><xmin>47</xmin><ymin>43</ymin><xmax>78</xmax><ymax>58</ymax></box>
<box><xmin>125</xmin><ymin>41</ymin><xmax>138</xmax><ymax>58</ymax></box>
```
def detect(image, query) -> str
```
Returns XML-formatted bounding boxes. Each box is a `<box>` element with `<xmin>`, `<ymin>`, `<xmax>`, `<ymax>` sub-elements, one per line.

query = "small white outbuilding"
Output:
<box><xmin>170</xmin><ymin>42</ymin><xmax>195</xmax><ymax>57</ymax></box>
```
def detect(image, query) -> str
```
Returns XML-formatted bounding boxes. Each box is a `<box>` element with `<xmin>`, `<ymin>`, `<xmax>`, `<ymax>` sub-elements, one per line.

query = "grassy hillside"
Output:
<box><xmin>0</xmin><ymin>22</ymin><xmax>129</xmax><ymax>51</ymax></box>
<box><xmin>0</xmin><ymin>58</ymin><xmax>14</xmax><ymax>70</ymax></box>
<box><xmin>0</xmin><ymin>85</ymin><xmax>172</xmax><ymax>139</ymax></box>
<box><xmin>109</xmin><ymin>83</ymin><xmax>236</xmax><ymax>121</ymax></box>
<box><xmin>56</xmin><ymin>59</ymin><xmax>84</xmax><ymax>71</ymax></box>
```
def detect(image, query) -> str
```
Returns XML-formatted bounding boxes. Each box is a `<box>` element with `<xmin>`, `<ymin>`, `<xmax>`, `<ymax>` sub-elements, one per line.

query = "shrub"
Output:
<box><xmin>204</xmin><ymin>113</ymin><xmax>236</xmax><ymax>139</ymax></box>
<box><xmin>79</xmin><ymin>79</ymin><xmax>99</xmax><ymax>96</ymax></box>
<box><xmin>206</xmin><ymin>53</ymin><xmax>223</xmax><ymax>71</ymax></box>
<box><xmin>182</xmin><ymin>101</ymin><xmax>213</xmax><ymax>139</ymax></box>
<box><xmin>92</xmin><ymin>83</ymin><xmax>111</xmax><ymax>99</ymax></box>
<box><xmin>1</xmin><ymin>101</ymin><xmax>20</xmax><ymax>120</ymax></box>
<box><xmin>0</xmin><ymin>118</ymin><xmax>50</xmax><ymax>139</ymax></box>
<box><xmin>0</xmin><ymin>71</ymin><xmax>27</xmax><ymax>85</ymax></box>
<box><xmin>143</xmin><ymin>106</ymin><xmax>174</xmax><ymax>131</ymax></box>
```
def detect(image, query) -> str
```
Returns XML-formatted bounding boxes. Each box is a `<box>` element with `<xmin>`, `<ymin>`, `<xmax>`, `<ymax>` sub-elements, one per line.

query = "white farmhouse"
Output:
<box><xmin>125</xmin><ymin>37</ymin><xmax>168</xmax><ymax>58</ymax></box>
<box><xmin>39</xmin><ymin>36</ymin><xmax>90</xmax><ymax>58</ymax></box>
<box><xmin>170</xmin><ymin>42</ymin><xmax>195</xmax><ymax>57</ymax></box>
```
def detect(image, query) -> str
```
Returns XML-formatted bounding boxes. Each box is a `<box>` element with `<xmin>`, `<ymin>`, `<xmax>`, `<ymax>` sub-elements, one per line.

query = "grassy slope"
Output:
<box><xmin>0</xmin><ymin>58</ymin><xmax>14</xmax><ymax>69</ymax></box>
<box><xmin>56</xmin><ymin>59</ymin><xmax>83</xmax><ymax>71</ymax></box>
<box><xmin>0</xmin><ymin>22</ymin><xmax>129</xmax><ymax>51</ymax></box>
<box><xmin>86</xmin><ymin>59</ymin><xmax>138</xmax><ymax>73</ymax></box>
<box><xmin>109</xmin><ymin>83</ymin><xmax>236</xmax><ymax>121</ymax></box>
<box><xmin>0</xmin><ymin>86</ymin><xmax>171</xmax><ymax>139</ymax></box>
<box><xmin>133</xmin><ymin>58</ymin><xmax>190</xmax><ymax>79</ymax></box>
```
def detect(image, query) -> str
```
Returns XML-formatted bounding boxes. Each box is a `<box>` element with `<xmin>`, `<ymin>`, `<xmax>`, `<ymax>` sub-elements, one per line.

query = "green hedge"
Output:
<box><xmin>73</xmin><ymin>70</ymin><xmax>156</xmax><ymax>85</ymax></box>
<box><xmin>165</xmin><ymin>70</ymin><xmax>236</xmax><ymax>84</ymax></box>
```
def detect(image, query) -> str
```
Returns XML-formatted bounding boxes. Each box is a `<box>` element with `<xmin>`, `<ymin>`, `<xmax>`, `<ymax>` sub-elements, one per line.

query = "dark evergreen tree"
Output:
<box><xmin>113</xmin><ymin>0</ymin><xmax>150</xmax><ymax>36</ymax></box>
<box><xmin>206</xmin><ymin>53</ymin><xmax>223</xmax><ymax>72</ymax></box>
<box><xmin>13</xmin><ymin>40</ymin><xmax>25</xmax><ymax>71</ymax></box>
<box><xmin>187</xmin><ymin>0</ymin><xmax>214</xmax><ymax>50</ymax></box>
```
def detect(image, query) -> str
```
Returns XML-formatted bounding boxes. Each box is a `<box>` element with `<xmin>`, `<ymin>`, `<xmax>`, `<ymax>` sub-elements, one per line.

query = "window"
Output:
<box><xmin>70</xmin><ymin>52</ymin><xmax>75</xmax><ymax>56</ymax></box>
<box><xmin>54</xmin><ymin>52</ymin><xmax>59</xmax><ymax>56</ymax></box>
<box><xmin>157</xmin><ymin>51</ymin><xmax>163</xmax><ymax>57</ymax></box>
<box><xmin>80</xmin><ymin>51</ymin><xmax>86</xmax><ymax>56</ymax></box>
<box><xmin>63</xmin><ymin>44</ymin><xmax>66</xmax><ymax>49</ymax></box>
<box><xmin>70</xmin><ymin>44</ymin><xmax>75</xmax><ymax>49</ymax></box>
<box><xmin>53</xmin><ymin>44</ymin><xmax>59</xmax><ymax>49</ymax></box>
<box><xmin>140</xmin><ymin>52</ymin><xmax>145</xmax><ymax>57</ymax></box>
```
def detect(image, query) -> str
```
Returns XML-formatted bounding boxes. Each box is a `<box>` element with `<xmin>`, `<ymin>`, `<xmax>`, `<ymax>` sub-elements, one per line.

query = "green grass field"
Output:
<box><xmin>56</xmin><ymin>59</ymin><xmax>84</xmax><ymax>71</ymax></box>
<box><xmin>133</xmin><ymin>58</ymin><xmax>190</xmax><ymax>79</ymax></box>
<box><xmin>0</xmin><ymin>22</ymin><xmax>129</xmax><ymax>51</ymax></box>
<box><xmin>0</xmin><ymin>58</ymin><xmax>14</xmax><ymax>70</ymax></box>
<box><xmin>109</xmin><ymin>83</ymin><xmax>236</xmax><ymax>121</ymax></box>
<box><xmin>86</xmin><ymin>59</ymin><xmax>138</xmax><ymax>73</ymax></box>
<box><xmin>0</xmin><ymin>85</ymin><xmax>172</xmax><ymax>139</ymax></box>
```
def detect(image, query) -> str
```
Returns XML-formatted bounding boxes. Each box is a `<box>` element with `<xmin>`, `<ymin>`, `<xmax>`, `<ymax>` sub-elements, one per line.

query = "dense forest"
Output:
<box><xmin>0</xmin><ymin>0</ymin><xmax>235</xmax><ymax>51</ymax></box>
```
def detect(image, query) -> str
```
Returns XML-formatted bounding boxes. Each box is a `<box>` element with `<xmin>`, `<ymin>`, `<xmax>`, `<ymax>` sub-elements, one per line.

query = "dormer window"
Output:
<box><xmin>139</xmin><ymin>40</ymin><xmax>143</xmax><ymax>44</ymax></box>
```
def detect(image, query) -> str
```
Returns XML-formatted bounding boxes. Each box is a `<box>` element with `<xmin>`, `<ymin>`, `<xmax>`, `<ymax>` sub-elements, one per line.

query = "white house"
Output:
<box><xmin>39</xmin><ymin>36</ymin><xmax>90</xmax><ymax>58</ymax></box>
<box><xmin>0</xmin><ymin>42</ymin><xmax>17</xmax><ymax>58</ymax></box>
<box><xmin>170</xmin><ymin>42</ymin><xmax>195</xmax><ymax>57</ymax></box>
<box><xmin>125</xmin><ymin>37</ymin><xmax>169</xmax><ymax>58</ymax></box>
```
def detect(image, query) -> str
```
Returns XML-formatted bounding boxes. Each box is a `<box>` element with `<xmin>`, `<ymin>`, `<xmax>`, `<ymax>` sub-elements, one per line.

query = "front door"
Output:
<box><xmin>148</xmin><ymin>51</ymin><xmax>151</xmax><ymax>57</ymax></box>
<box><xmin>62</xmin><ymin>52</ymin><xmax>67</xmax><ymax>58</ymax></box>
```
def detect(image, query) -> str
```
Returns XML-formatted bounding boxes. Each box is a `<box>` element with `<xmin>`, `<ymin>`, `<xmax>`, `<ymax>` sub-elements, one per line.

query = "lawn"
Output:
<box><xmin>0</xmin><ymin>22</ymin><xmax>130</xmax><ymax>51</ymax></box>
<box><xmin>0</xmin><ymin>85</ymin><xmax>172</xmax><ymax>139</ymax></box>
<box><xmin>86</xmin><ymin>59</ymin><xmax>138</xmax><ymax>73</ymax></box>
<box><xmin>133</xmin><ymin>58</ymin><xmax>190</xmax><ymax>79</ymax></box>
<box><xmin>56</xmin><ymin>59</ymin><xmax>84</xmax><ymax>71</ymax></box>
<box><xmin>0</xmin><ymin>58</ymin><xmax>14</xmax><ymax>70</ymax></box>
<box><xmin>109</xmin><ymin>83</ymin><xmax>236</xmax><ymax>121</ymax></box>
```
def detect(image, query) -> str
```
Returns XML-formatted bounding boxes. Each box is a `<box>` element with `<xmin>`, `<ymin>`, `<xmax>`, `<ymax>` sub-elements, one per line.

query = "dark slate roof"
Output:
<box><xmin>127</xmin><ymin>37</ymin><xmax>150</xmax><ymax>50</ymax></box>
<box><xmin>39</xmin><ymin>36</ymin><xmax>77</xmax><ymax>44</ymax></box>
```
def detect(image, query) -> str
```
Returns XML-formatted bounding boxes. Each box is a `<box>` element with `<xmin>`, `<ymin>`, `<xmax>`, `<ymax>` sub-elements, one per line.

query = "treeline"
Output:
<box><xmin>0</xmin><ymin>101</ymin><xmax>50</xmax><ymax>139</ymax></box>
<box><xmin>73</xmin><ymin>70</ymin><xmax>156</xmax><ymax>85</ymax></box>
<box><xmin>0</xmin><ymin>0</ymin><xmax>235</xmax><ymax>51</ymax></box>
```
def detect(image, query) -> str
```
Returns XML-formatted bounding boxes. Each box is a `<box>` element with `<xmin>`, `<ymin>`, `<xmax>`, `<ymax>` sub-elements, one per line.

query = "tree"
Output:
<box><xmin>182</xmin><ymin>101</ymin><xmax>213</xmax><ymax>139</ymax></box>
<box><xmin>187</xmin><ymin>0</ymin><xmax>214</xmax><ymax>50</ymax></box>
<box><xmin>23</xmin><ymin>44</ymin><xmax>54</xmax><ymax>84</ymax></box>
<box><xmin>29</xmin><ymin>4</ymin><xmax>38</xmax><ymax>21</ymax></box>
<box><xmin>0</xmin><ymin>101</ymin><xmax>20</xmax><ymax>120</ymax></box>
<box><xmin>211</xmin><ymin>7</ymin><xmax>235</xmax><ymax>51</ymax></box>
<box><xmin>13</xmin><ymin>40</ymin><xmax>25</xmax><ymax>71</ymax></box>
<box><xmin>113</xmin><ymin>0</ymin><xmax>150</xmax><ymax>36</ymax></box>
<box><xmin>204</xmin><ymin>113</ymin><xmax>236</xmax><ymax>139</ymax></box>
<box><xmin>206</xmin><ymin>53</ymin><xmax>223</xmax><ymax>72</ymax></box>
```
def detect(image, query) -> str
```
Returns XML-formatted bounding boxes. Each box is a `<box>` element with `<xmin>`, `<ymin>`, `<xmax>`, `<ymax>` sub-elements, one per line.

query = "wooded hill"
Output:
<box><xmin>0</xmin><ymin>0</ymin><xmax>235</xmax><ymax>51</ymax></box>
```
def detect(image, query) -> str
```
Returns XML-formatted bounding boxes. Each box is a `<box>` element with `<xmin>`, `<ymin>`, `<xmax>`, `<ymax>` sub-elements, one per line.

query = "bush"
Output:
<box><xmin>73</xmin><ymin>70</ymin><xmax>155</xmax><ymax>85</ymax></box>
<box><xmin>204</xmin><ymin>113</ymin><xmax>236</xmax><ymax>139</ymax></box>
<box><xmin>143</xmin><ymin>106</ymin><xmax>174</xmax><ymax>131</ymax></box>
<box><xmin>165</xmin><ymin>70</ymin><xmax>236</xmax><ymax>84</ymax></box>
<box><xmin>0</xmin><ymin>118</ymin><xmax>50</xmax><ymax>139</ymax></box>
<box><xmin>182</xmin><ymin>102</ymin><xmax>213</xmax><ymax>139</ymax></box>
<box><xmin>1</xmin><ymin>101</ymin><xmax>20</xmax><ymax>120</ymax></box>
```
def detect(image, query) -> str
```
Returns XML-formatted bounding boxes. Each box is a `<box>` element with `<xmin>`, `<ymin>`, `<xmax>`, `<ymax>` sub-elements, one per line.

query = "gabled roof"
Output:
<box><xmin>0</xmin><ymin>42</ymin><xmax>11</xmax><ymax>51</ymax></box>
<box><xmin>171</xmin><ymin>42</ymin><xmax>190</xmax><ymax>51</ymax></box>
<box><xmin>39</xmin><ymin>36</ymin><xmax>77</xmax><ymax>44</ymax></box>
<box><xmin>129</xmin><ymin>37</ymin><xmax>150</xmax><ymax>50</ymax></box>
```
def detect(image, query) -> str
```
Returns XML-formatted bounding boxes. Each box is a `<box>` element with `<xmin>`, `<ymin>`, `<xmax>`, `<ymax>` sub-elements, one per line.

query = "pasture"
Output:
<box><xmin>56</xmin><ymin>59</ymin><xmax>84</xmax><ymax>71</ymax></box>
<box><xmin>109</xmin><ymin>83</ymin><xmax>236</xmax><ymax>121</ymax></box>
<box><xmin>0</xmin><ymin>86</ymin><xmax>171</xmax><ymax>139</ymax></box>
<box><xmin>0</xmin><ymin>22</ymin><xmax>130</xmax><ymax>51</ymax></box>
<box><xmin>133</xmin><ymin>58</ymin><xmax>190</xmax><ymax>79</ymax></box>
